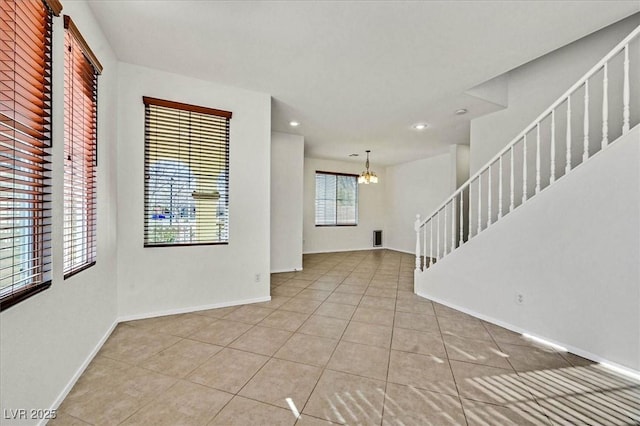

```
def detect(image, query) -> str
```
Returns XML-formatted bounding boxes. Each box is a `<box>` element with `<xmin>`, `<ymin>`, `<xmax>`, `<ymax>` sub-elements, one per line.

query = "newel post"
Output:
<box><xmin>415</xmin><ymin>214</ymin><xmax>422</xmax><ymax>272</ymax></box>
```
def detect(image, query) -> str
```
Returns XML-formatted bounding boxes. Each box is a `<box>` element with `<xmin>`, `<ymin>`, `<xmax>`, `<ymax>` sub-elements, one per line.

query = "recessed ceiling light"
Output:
<box><xmin>412</xmin><ymin>123</ymin><xmax>429</xmax><ymax>130</ymax></box>
<box><xmin>289</xmin><ymin>121</ymin><xmax>300</xmax><ymax>127</ymax></box>
<box><xmin>455</xmin><ymin>108</ymin><xmax>468</xmax><ymax>115</ymax></box>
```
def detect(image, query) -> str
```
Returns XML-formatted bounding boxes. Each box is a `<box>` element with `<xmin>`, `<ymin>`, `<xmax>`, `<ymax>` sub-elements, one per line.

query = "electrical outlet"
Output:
<box><xmin>516</xmin><ymin>293</ymin><xmax>524</xmax><ymax>305</ymax></box>
<box><xmin>255</xmin><ymin>273</ymin><xmax>261</xmax><ymax>283</ymax></box>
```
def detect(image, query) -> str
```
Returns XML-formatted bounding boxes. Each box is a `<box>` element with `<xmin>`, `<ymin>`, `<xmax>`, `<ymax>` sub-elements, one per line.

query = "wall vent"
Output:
<box><xmin>373</xmin><ymin>230</ymin><xmax>382</xmax><ymax>247</ymax></box>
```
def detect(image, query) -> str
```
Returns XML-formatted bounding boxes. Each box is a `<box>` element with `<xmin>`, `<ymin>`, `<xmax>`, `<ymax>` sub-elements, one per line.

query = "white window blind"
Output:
<box><xmin>315</xmin><ymin>172</ymin><xmax>358</xmax><ymax>226</ymax></box>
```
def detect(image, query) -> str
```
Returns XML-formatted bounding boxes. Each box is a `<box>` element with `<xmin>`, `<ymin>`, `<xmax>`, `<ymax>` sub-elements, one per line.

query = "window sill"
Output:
<box><xmin>0</xmin><ymin>281</ymin><xmax>52</xmax><ymax>312</ymax></box>
<box><xmin>64</xmin><ymin>261</ymin><xmax>97</xmax><ymax>280</ymax></box>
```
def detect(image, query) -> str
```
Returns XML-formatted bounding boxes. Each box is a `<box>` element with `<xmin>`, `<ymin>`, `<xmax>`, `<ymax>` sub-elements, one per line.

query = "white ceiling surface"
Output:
<box><xmin>88</xmin><ymin>1</ymin><xmax>639</xmax><ymax>166</ymax></box>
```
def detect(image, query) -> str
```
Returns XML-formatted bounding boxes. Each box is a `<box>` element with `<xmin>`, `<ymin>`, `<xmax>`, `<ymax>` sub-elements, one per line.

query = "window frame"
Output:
<box><xmin>142</xmin><ymin>96</ymin><xmax>232</xmax><ymax>248</ymax></box>
<box><xmin>314</xmin><ymin>171</ymin><xmax>359</xmax><ymax>227</ymax></box>
<box><xmin>62</xmin><ymin>15</ymin><xmax>102</xmax><ymax>279</ymax></box>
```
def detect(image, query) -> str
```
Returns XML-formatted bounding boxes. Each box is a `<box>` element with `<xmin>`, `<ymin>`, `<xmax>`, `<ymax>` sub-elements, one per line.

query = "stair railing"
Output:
<box><xmin>415</xmin><ymin>24</ymin><xmax>640</xmax><ymax>273</ymax></box>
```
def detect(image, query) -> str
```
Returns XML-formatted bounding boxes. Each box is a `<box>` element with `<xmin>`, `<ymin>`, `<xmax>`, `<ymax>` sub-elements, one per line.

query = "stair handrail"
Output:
<box><xmin>417</xmin><ymin>24</ymin><xmax>640</xmax><ymax>230</ymax></box>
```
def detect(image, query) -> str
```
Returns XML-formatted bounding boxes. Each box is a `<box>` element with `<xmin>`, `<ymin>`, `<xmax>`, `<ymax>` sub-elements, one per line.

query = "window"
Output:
<box><xmin>0</xmin><ymin>0</ymin><xmax>61</xmax><ymax>310</ymax></box>
<box><xmin>63</xmin><ymin>15</ymin><xmax>101</xmax><ymax>278</ymax></box>
<box><xmin>315</xmin><ymin>172</ymin><xmax>358</xmax><ymax>226</ymax></box>
<box><xmin>143</xmin><ymin>97</ymin><xmax>231</xmax><ymax>247</ymax></box>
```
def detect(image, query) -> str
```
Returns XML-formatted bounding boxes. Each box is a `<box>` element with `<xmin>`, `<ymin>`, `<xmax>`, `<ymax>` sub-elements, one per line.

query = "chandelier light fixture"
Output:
<box><xmin>358</xmin><ymin>150</ymin><xmax>378</xmax><ymax>184</ymax></box>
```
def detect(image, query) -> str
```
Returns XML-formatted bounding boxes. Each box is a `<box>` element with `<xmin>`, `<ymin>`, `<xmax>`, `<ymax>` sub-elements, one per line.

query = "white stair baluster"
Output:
<box><xmin>444</xmin><ymin>206</ymin><xmax>448</xmax><ymax>255</ymax></box>
<box><xmin>429</xmin><ymin>219</ymin><xmax>433</xmax><ymax>267</ymax></box>
<box><xmin>510</xmin><ymin>146</ymin><xmax>515</xmax><ymax>212</ymax></box>
<box><xmin>550</xmin><ymin>109</ymin><xmax>556</xmax><ymax>184</ymax></box>
<box><xmin>522</xmin><ymin>135</ymin><xmax>528</xmax><ymax>203</ymax></box>
<box><xmin>487</xmin><ymin>165</ymin><xmax>492</xmax><ymax>227</ymax></box>
<box><xmin>583</xmin><ymin>80</ymin><xmax>590</xmax><ymax>162</ymax></box>
<box><xmin>623</xmin><ymin>44</ymin><xmax>630</xmax><ymax>134</ymax></box>
<box><xmin>451</xmin><ymin>200</ymin><xmax>455</xmax><ymax>251</ymax></box>
<box><xmin>602</xmin><ymin>63</ymin><xmax>609</xmax><ymax>149</ymax></box>
<box><xmin>536</xmin><ymin>123</ymin><xmax>541</xmax><ymax>194</ymax></box>
<box><xmin>414</xmin><ymin>214</ymin><xmax>421</xmax><ymax>272</ymax></box>
<box><xmin>459</xmin><ymin>190</ymin><xmax>464</xmax><ymax>246</ymax></box>
<box><xmin>477</xmin><ymin>176</ymin><xmax>482</xmax><ymax>235</ymax></box>
<box><xmin>436</xmin><ymin>212</ymin><xmax>440</xmax><ymax>260</ymax></box>
<box><xmin>566</xmin><ymin>97</ymin><xmax>572</xmax><ymax>173</ymax></box>
<box><xmin>498</xmin><ymin>156</ymin><xmax>503</xmax><ymax>219</ymax></box>
<box><xmin>423</xmin><ymin>225</ymin><xmax>426</xmax><ymax>269</ymax></box>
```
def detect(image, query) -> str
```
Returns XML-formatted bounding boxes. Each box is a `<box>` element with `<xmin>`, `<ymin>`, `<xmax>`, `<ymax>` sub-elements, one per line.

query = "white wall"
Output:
<box><xmin>0</xmin><ymin>1</ymin><xmax>119</xmax><ymax>422</ymax></box>
<box><xmin>416</xmin><ymin>127</ymin><xmax>640</xmax><ymax>371</ymax></box>
<box><xmin>384</xmin><ymin>154</ymin><xmax>452</xmax><ymax>254</ymax></box>
<box><xmin>116</xmin><ymin>63</ymin><xmax>271</xmax><ymax>319</ymax></box>
<box><xmin>271</xmin><ymin>132</ymin><xmax>304</xmax><ymax>272</ymax></box>
<box><xmin>470</xmin><ymin>14</ymin><xmax>640</xmax><ymax>174</ymax></box>
<box><xmin>303</xmin><ymin>158</ymin><xmax>385</xmax><ymax>253</ymax></box>
<box><xmin>450</xmin><ymin>144</ymin><xmax>470</xmax><ymax>192</ymax></box>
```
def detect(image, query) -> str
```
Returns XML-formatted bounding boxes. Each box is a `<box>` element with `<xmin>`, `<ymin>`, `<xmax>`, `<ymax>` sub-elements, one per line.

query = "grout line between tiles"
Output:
<box><xmin>295</xmin><ymin>252</ymin><xmax>374</xmax><ymax>424</ymax></box>
<box><xmin>432</xmin><ymin>298</ymin><xmax>471</xmax><ymax>426</ymax></box>
<box><xmin>380</xmin><ymin>260</ymin><xmax>401</xmax><ymax>426</ymax></box>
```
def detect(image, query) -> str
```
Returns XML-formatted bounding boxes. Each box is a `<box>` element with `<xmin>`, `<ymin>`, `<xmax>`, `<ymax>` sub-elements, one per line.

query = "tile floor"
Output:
<box><xmin>54</xmin><ymin>250</ymin><xmax>639</xmax><ymax>425</ymax></box>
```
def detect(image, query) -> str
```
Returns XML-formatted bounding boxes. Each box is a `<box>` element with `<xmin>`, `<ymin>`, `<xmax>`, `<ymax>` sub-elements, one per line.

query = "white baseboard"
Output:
<box><xmin>44</xmin><ymin>319</ymin><xmax>118</xmax><ymax>424</ymax></box>
<box><xmin>303</xmin><ymin>247</ymin><xmax>384</xmax><ymax>255</ymax></box>
<box><xmin>384</xmin><ymin>246</ymin><xmax>414</xmax><ymax>255</ymax></box>
<box><xmin>302</xmin><ymin>247</ymin><xmax>414</xmax><ymax>256</ymax></box>
<box><xmin>416</xmin><ymin>290</ymin><xmax>640</xmax><ymax>379</ymax></box>
<box><xmin>117</xmin><ymin>296</ymin><xmax>272</xmax><ymax>322</ymax></box>
<box><xmin>271</xmin><ymin>267</ymin><xmax>303</xmax><ymax>273</ymax></box>
<box><xmin>278</xmin><ymin>248</ymin><xmax>411</xmax><ymax>263</ymax></box>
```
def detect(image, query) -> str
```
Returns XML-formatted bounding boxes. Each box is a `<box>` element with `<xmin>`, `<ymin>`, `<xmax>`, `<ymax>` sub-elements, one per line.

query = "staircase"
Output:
<box><xmin>412</xmin><ymin>25</ymin><xmax>640</xmax><ymax>372</ymax></box>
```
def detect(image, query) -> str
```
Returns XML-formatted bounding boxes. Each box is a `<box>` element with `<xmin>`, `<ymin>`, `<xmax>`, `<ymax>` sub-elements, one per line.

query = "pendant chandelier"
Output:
<box><xmin>358</xmin><ymin>150</ymin><xmax>378</xmax><ymax>184</ymax></box>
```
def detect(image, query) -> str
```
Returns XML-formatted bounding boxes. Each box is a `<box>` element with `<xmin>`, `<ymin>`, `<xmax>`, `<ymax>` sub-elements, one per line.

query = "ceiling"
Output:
<box><xmin>88</xmin><ymin>1</ymin><xmax>639</xmax><ymax>166</ymax></box>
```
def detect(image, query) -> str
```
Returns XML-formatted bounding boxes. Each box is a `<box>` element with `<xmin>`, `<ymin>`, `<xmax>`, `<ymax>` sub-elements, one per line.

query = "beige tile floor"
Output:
<box><xmin>54</xmin><ymin>250</ymin><xmax>639</xmax><ymax>425</ymax></box>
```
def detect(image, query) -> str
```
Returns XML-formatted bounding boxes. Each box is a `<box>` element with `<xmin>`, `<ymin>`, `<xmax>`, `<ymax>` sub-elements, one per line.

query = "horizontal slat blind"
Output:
<box><xmin>315</xmin><ymin>172</ymin><xmax>358</xmax><ymax>226</ymax></box>
<box><xmin>143</xmin><ymin>97</ymin><xmax>231</xmax><ymax>247</ymax></box>
<box><xmin>63</xmin><ymin>16</ymin><xmax>99</xmax><ymax>278</ymax></box>
<box><xmin>0</xmin><ymin>0</ymin><xmax>53</xmax><ymax>310</ymax></box>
